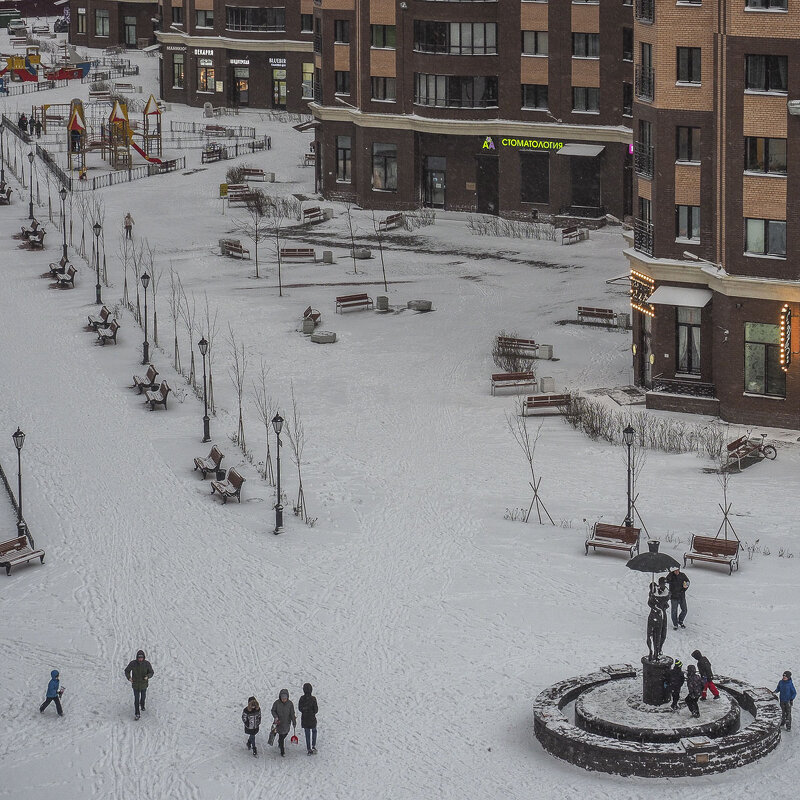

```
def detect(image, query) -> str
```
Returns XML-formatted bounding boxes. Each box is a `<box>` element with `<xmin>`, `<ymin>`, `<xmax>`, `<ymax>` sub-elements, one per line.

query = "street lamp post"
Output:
<box><xmin>0</xmin><ymin>122</ymin><xmax>5</xmax><ymax>185</ymax></box>
<box><xmin>12</xmin><ymin>427</ymin><xmax>25</xmax><ymax>533</ymax></box>
<box><xmin>140</xmin><ymin>271</ymin><xmax>150</xmax><ymax>364</ymax></box>
<box><xmin>93</xmin><ymin>221</ymin><xmax>102</xmax><ymax>305</ymax></box>
<box><xmin>27</xmin><ymin>150</ymin><xmax>34</xmax><ymax>220</ymax></box>
<box><xmin>271</xmin><ymin>413</ymin><xmax>284</xmax><ymax>534</ymax></box>
<box><xmin>623</xmin><ymin>425</ymin><xmax>635</xmax><ymax>527</ymax></box>
<box><xmin>59</xmin><ymin>186</ymin><xmax>68</xmax><ymax>261</ymax></box>
<box><xmin>198</xmin><ymin>337</ymin><xmax>210</xmax><ymax>443</ymax></box>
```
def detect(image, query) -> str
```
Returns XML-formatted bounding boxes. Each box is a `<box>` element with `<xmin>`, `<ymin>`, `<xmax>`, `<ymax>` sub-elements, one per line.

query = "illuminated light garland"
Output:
<box><xmin>630</xmin><ymin>270</ymin><xmax>655</xmax><ymax>317</ymax></box>
<box><xmin>779</xmin><ymin>303</ymin><xmax>791</xmax><ymax>372</ymax></box>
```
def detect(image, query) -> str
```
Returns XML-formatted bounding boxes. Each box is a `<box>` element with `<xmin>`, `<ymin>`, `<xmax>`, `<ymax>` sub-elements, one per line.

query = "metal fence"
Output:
<box><xmin>170</xmin><ymin>120</ymin><xmax>257</xmax><ymax>138</ymax></box>
<box><xmin>0</xmin><ymin>79</ymin><xmax>69</xmax><ymax>97</ymax></box>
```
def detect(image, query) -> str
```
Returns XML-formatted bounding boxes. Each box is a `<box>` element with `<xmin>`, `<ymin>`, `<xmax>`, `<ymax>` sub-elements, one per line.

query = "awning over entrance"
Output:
<box><xmin>556</xmin><ymin>144</ymin><xmax>605</xmax><ymax>157</ymax></box>
<box><xmin>647</xmin><ymin>286</ymin><xmax>712</xmax><ymax>307</ymax></box>
<box><xmin>293</xmin><ymin>119</ymin><xmax>321</xmax><ymax>132</ymax></box>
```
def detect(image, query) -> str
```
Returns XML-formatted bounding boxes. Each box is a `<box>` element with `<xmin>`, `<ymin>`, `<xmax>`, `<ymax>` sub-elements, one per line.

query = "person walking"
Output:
<box><xmin>34</xmin><ymin>118</ymin><xmax>42</xmax><ymax>138</ymax></box>
<box><xmin>39</xmin><ymin>669</ymin><xmax>64</xmax><ymax>716</ymax></box>
<box><xmin>270</xmin><ymin>689</ymin><xmax>297</xmax><ymax>757</ymax></box>
<box><xmin>667</xmin><ymin>565</ymin><xmax>690</xmax><ymax>630</ymax></box>
<box><xmin>774</xmin><ymin>670</ymin><xmax>796</xmax><ymax>731</ymax></box>
<box><xmin>18</xmin><ymin>113</ymin><xmax>27</xmax><ymax>134</ymax></box>
<box><xmin>124</xmin><ymin>212</ymin><xmax>134</xmax><ymax>239</ymax></box>
<box><xmin>691</xmin><ymin>649</ymin><xmax>720</xmax><ymax>700</ymax></box>
<box><xmin>298</xmin><ymin>683</ymin><xmax>318</xmax><ymax>755</ymax></box>
<box><xmin>667</xmin><ymin>659</ymin><xmax>685</xmax><ymax>711</ymax></box>
<box><xmin>685</xmin><ymin>664</ymin><xmax>703</xmax><ymax>718</ymax></box>
<box><xmin>124</xmin><ymin>649</ymin><xmax>154</xmax><ymax>720</ymax></box>
<box><xmin>242</xmin><ymin>696</ymin><xmax>262</xmax><ymax>756</ymax></box>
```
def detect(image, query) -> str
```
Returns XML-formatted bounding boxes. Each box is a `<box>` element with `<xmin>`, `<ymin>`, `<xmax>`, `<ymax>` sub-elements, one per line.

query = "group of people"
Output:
<box><xmin>665</xmin><ymin>650</ymin><xmax>721</xmax><ymax>717</ymax></box>
<box><xmin>242</xmin><ymin>684</ymin><xmax>319</xmax><ymax>757</ymax></box>
<box><xmin>17</xmin><ymin>112</ymin><xmax>42</xmax><ymax>138</ymax></box>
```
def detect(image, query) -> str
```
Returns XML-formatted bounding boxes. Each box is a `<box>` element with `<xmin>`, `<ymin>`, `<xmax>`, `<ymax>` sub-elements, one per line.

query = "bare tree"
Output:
<box><xmin>344</xmin><ymin>202</ymin><xmax>358</xmax><ymax>275</ymax></box>
<box><xmin>168</xmin><ymin>266</ymin><xmax>182</xmax><ymax>374</ymax></box>
<box><xmin>493</xmin><ymin>331</ymin><xmax>534</xmax><ymax>374</ymax></box>
<box><xmin>203</xmin><ymin>292</ymin><xmax>219</xmax><ymax>413</ymax></box>
<box><xmin>371</xmin><ymin>211</ymin><xmax>389</xmax><ymax>292</ymax></box>
<box><xmin>506</xmin><ymin>402</ymin><xmax>553</xmax><ymax>525</ymax></box>
<box><xmin>252</xmin><ymin>359</ymin><xmax>276</xmax><ymax>484</ymax></box>
<box><xmin>228</xmin><ymin>325</ymin><xmax>248</xmax><ymax>451</ymax></box>
<box><xmin>715</xmin><ymin>457</ymin><xmax>739</xmax><ymax>541</ymax></box>
<box><xmin>131</xmin><ymin>240</ymin><xmax>143</xmax><ymax>324</ymax></box>
<box><xmin>234</xmin><ymin>192</ymin><xmax>270</xmax><ymax>278</ymax></box>
<box><xmin>267</xmin><ymin>196</ymin><xmax>289</xmax><ymax>297</ymax></box>
<box><xmin>143</xmin><ymin>241</ymin><xmax>162</xmax><ymax>348</ymax></box>
<box><xmin>179</xmin><ymin>282</ymin><xmax>197</xmax><ymax>387</ymax></box>
<box><xmin>119</xmin><ymin>236</ymin><xmax>131</xmax><ymax>308</ymax></box>
<box><xmin>286</xmin><ymin>383</ymin><xmax>308</xmax><ymax>522</ymax></box>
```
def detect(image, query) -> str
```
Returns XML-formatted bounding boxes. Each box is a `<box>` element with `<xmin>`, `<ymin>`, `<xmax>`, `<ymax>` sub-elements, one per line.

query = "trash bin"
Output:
<box><xmin>216</xmin><ymin>468</ymin><xmax>226</xmax><ymax>481</ymax></box>
<box><xmin>203</xmin><ymin>102</ymin><xmax>213</xmax><ymax>118</ymax></box>
<box><xmin>302</xmin><ymin>318</ymin><xmax>315</xmax><ymax>334</ymax></box>
<box><xmin>376</xmin><ymin>296</ymin><xmax>389</xmax><ymax>311</ymax></box>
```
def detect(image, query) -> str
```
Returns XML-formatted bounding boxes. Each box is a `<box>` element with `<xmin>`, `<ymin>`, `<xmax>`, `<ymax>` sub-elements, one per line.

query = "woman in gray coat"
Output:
<box><xmin>270</xmin><ymin>689</ymin><xmax>297</xmax><ymax>757</ymax></box>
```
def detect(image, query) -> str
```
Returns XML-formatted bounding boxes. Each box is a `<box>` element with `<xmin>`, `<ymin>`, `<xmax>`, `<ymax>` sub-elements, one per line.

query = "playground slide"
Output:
<box><xmin>129</xmin><ymin>137</ymin><xmax>162</xmax><ymax>165</ymax></box>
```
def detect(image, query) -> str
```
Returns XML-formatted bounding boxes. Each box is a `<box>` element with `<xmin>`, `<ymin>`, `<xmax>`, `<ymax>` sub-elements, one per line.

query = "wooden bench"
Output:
<box><xmin>377</xmin><ymin>212</ymin><xmax>403</xmax><ymax>231</ymax></box>
<box><xmin>302</xmin><ymin>206</ymin><xmax>324</xmax><ymax>225</ymax></box>
<box><xmin>0</xmin><ymin>187</ymin><xmax>12</xmax><ymax>205</ymax></box>
<box><xmin>242</xmin><ymin>168</ymin><xmax>266</xmax><ymax>181</ymax></box>
<box><xmin>113</xmin><ymin>82</ymin><xmax>134</xmax><ymax>93</ymax></box>
<box><xmin>194</xmin><ymin>445</ymin><xmax>225</xmax><ymax>479</ymax></box>
<box><xmin>335</xmin><ymin>293</ymin><xmax>374</xmax><ymax>313</ymax></box>
<box><xmin>303</xmin><ymin>306</ymin><xmax>321</xmax><ymax>326</ymax></box>
<box><xmin>132</xmin><ymin>364</ymin><xmax>159</xmax><ymax>394</ymax></box>
<box><xmin>88</xmin><ymin>305</ymin><xmax>112</xmax><ymax>330</ymax></box>
<box><xmin>97</xmin><ymin>318</ymin><xmax>120</xmax><ymax>344</ymax></box>
<box><xmin>561</xmin><ymin>226</ymin><xmax>586</xmax><ymax>245</ymax></box>
<box><xmin>577</xmin><ymin>306</ymin><xmax>616</xmax><ymax>324</ymax></box>
<box><xmin>724</xmin><ymin>435</ymin><xmax>774</xmax><ymax>469</ymax></box>
<box><xmin>227</xmin><ymin>191</ymin><xmax>259</xmax><ymax>206</ymax></box>
<box><xmin>144</xmin><ymin>380</ymin><xmax>171</xmax><ymax>410</ymax></box>
<box><xmin>205</xmin><ymin>124</ymin><xmax>232</xmax><ymax>137</ymax></box>
<box><xmin>89</xmin><ymin>90</ymin><xmax>111</xmax><ymax>102</ymax></box>
<box><xmin>49</xmin><ymin>255</ymin><xmax>71</xmax><ymax>279</ymax></box>
<box><xmin>211</xmin><ymin>467</ymin><xmax>245</xmax><ymax>503</ymax></box>
<box><xmin>522</xmin><ymin>393</ymin><xmax>571</xmax><ymax>415</ymax></box>
<box><xmin>280</xmin><ymin>248</ymin><xmax>316</xmax><ymax>262</ymax></box>
<box><xmin>201</xmin><ymin>145</ymin><xmax>226</xmax><ymax>163</ymax></box>
<box><xmin>21</xmin><ymin>222</ymin><xmax>42</xmax><ymax>239</ymax></box>
<box><xmin>684</xmin><ymin>535</ymin><xmax>740</xmax><ymax>574</ymax></box>
<box><xmin>490</xmin><ymin>371</ymin><xmax>537</xmax><ymax>395</ymax></box>
<box><xmin>220</xmin><ymin>239</ymin><xmax>250</xmax><ymax>259</ymax></box>
<box><xmin>55</xmin><ymin>265</ymin><xmax>77</xmax><ymax>288</ymax></box>
<box><xmin>497</xmin><ymin>336</ymin><xmax>539</xmax><ymax>356</ymax></box>
<box><xmin>0</xmin><ymin>535</ymin><xmax>45</xmax><ymax>576</ymax></box>
<box><xmin>28</xmin><ymin>230</ymin><xmax>46</xmax><ymax>250</ymax></box>
<box><xmin>585</xmin><ymin>523</ymin><xmax>641</xmax><ymax>557</ymax></box>
<box><xmin>303</xmin><ymin>152</ymin><xmax>316</xmax><ymax>166</ymax></box>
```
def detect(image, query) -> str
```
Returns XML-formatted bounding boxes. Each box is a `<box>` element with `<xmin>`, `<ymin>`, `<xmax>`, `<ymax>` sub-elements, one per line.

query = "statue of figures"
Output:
<box><xmin>646</xmin><ymin>580</ymin><xmax>669</xmax><ymax>660</ymax></box>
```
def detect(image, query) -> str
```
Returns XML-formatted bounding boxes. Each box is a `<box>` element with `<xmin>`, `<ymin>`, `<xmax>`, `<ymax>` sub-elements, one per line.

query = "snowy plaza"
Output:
<box><xmin>1</xmin><ymin>45</ymin><xmax>799</xmax><ymax>800</ymax></box>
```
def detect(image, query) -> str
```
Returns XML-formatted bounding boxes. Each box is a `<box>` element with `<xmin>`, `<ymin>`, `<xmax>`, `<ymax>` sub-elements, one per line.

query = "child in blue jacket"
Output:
<box><xmin>775</xmin><ymin>670</ymin><xmax>796</xmax><ymax>731</ymax></box>
<box><xmin>39</xmin><ymin>670</ymin><xmax>64</xmax><ymax>716</ymax></box>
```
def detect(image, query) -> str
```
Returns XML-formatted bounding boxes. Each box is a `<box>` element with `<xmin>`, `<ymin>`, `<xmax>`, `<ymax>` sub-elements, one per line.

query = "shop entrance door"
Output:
<box><xmin>233</xmin><ymin>67</ymin><xmax>249</xmax><ymax>106</ymax></box>
<box><xmin>124</xmin><ymin>16</ymin><xmax>136</xmax><ymax>47</ymax></box>
<box><xmin>272</xmin><ymin>69</ymin><xmax>287</xmax><ymax>109</ymax></box>
<box><xmin>423</xmin><ymin>157</ymin><xmax>446</xmax><ymax>208</ymax></box>
<box><xmin>475</xmin><ymin>155</ymin><xmax>499</xmax><ymax>215</ymax></box>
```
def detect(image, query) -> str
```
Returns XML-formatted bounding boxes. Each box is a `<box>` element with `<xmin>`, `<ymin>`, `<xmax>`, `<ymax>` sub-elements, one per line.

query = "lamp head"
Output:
<box><xmin>59</xmin><ymin>186</ymin><xmax>67</xmax><ymax>201</ymax></box>
<box><xmin>198</xmin><ymin>336</ymin><xmax>208</xmax><ymax>356</ymax></box>
<box><xmin>93</xmin><ymin>221</ymin><xmax>101</xmax><ymax>237</ymax></box>
<box><xmin>682</xmin><ymin>251</ymin><xmax>700</xmax><ymax>262</ymax></box>
<box><xmin>271</xmin><ymin>413</ymin><xmax>284</xmax><ymax>435</ymax></box>
<box><xmin>622</xmin><ymin>426</ymin><xmax>635</xmax><ymax>447</ymax></box>
<box><xmin>141</xmin><ymin>271</ymin><xmax>150</xmax><ymax>290</ymax></box>
<box><xmin>12</xmin><ymin>427</ymin><xmax>25</xmax><ymax>451</ymax></box>
<box><xmin>27</xmin><ymin>151</ymin><xmax>34</xmax><ymax>164</ymax></box>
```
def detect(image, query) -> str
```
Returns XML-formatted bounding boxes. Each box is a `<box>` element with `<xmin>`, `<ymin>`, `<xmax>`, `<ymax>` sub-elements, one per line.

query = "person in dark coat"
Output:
<box><xmin>685</xmin><ymin>664</ymin><xmax>703</xmax><ymax>718</ymax></box>
<box><xmin>667</xmin><ymin>565</ymin><xmax>690</xmax><ymax>630</ymax></box>
<box><xmin>691</xmin><ymin>649</ymin><xmax>720</xmax><ymax>699</ymax></box>
<box><xmin>298</xmin><ymin>682</ymin><xmax>318</xmax><ymax>754</ymax></box>
<box><xmin>124</xmin><ymin>649</ymin><xmax>154</xmax><ymax>720</ymax></box>
<box><xmin>667</xmin><ymin>659</ymin><xmax>685</xmax><ymax>710</ymax></box>
<box><xmin>774</xmin><ymin>670</ymin><xmax>796</xmax><ymax>731</ymax></box>
<box><xmin>242</xmin><ymin>696</ymin><xmax>262</xmax><ymax>756</ymax></box>
<box><xmin>271</xmin><ymin>689</ymin><xmax>297</xmax><ymax>757</ymax></box>
<box><xmin>39</xmin><ymin>669</ymin><xmax>64</xmax><ymax>716</ymax></box>
<box><xmin>18</xmin><ymin>113</ymin><xmax>27</xmax><ymax>134</ymax></box>
<box><xmin>34</xmin><ymin>118</ymin><xmax>42</xmax><ymax>138</ymax></box>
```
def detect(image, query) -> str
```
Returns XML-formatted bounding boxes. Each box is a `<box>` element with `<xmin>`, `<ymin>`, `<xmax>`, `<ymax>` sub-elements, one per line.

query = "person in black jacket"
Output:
<box><xmin>242</xmin><ymin>696</ymin><xmax>261</xmax><ymax>756</ymax></box>
<box><xmin>692</xmin><ymin>649</ymin><xmax>720</xmax><ymax>699</ymax></box>
<box><xmin>667</xmin><ymin>659</ymin><xmax>685</xmax><ymax>710</ymax></box>
<box><xmin>667</xmin><ymin>565</ymin><xmax>690</xmax><ymax>630</ymax></box>
<box><xmin>298</xmin><ymin>682</ymin><xmax>318</xmax><ymax>755</ymax></box>
<box><xmin>685</xmin><ymin>664</ymin><xmax>703</xmax><ymax>718</ymax></box>
<box><xmin>124</xmin><ymin>649</ymin><xmax>155</xmax><ymax>720</ymax></box>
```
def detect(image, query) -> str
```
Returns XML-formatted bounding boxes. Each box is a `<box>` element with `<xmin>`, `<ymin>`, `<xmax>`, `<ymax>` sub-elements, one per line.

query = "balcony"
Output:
<box><xmin>635</xmin><ymin>65</ymin><xmax>654</xmax><ymax>102</ymax></box>
<box><xmin>634</xmin><ymin>142</ymin><xmax>654</xmax><ymax>178</ymax></box>
<box><xmin>313</xmin><ymin>33</ymin><xmax>322</xmax><ymax>53</ymax></box>
<box><xmin>633</xmin><ymin>219</ymin><xmax>653</xmax><ymax>256</ymax></box>
<box><xmin>635</xmin><ymin>0</ymin><xmax>654</xmax><ymax>23</ymax></box>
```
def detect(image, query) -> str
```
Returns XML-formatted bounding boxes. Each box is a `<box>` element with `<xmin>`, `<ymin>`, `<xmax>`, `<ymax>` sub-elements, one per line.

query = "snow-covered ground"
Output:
<box><xmin>1</xmin><ymin>46</ymin><xmax>799</xmax><ymax>800</ymax></box>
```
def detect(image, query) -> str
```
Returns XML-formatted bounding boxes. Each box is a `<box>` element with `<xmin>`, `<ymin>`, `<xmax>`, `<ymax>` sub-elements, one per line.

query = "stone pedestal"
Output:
<box><xmin>350</xmin><ymin>247</ymin><xmax>372</xmax><ymax>259</ymax></box>
<box><xmin>641</xmin><ymin>656</ymin><xmax>673</xmax><ymax>705</ymax></box>
<box><xmin>540</xmin><ymin>376</ymin><xmax>556</xmax><ymax>394</ymax></box>
<box><xmin>310</xmin><ymin>330</ymin><xmax>336</xmax><ymax>344</ymax></box>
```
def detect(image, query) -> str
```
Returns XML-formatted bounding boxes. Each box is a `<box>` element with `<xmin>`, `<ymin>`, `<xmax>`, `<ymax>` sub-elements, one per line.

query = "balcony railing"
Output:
<box><xmin>313</xmin><ymin>33</ymin><xmax>322</xmax><ymax>53</ymax></box>
<box><xmin>633</xmin><ymin>219</ymin><xmax>653</xmax><ymax>256</ymax></box>
<box><xmin>635</xmin><ymin>65</ymin><xmax>654</xmax><ymax>102</ymax></box>
<box><xmin>634</xmin><ymin>142</ymin><xmax>654</xmax><ymax>178</ymax></box>
<box><xmin>651</xmin><ymin>376</ymin><xmax>716</xmax><ymax>398</ymax></box>
<box><xmin>636</xmin><ymin>0</ymin><xmax>654</xmax><ymax>22</ymax></box>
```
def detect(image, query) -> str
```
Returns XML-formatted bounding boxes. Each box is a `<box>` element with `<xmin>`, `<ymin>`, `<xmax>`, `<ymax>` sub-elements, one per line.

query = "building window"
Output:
<box><xmin>622</xmin><ymin>83</ymin><xmax>633</xmax><ymax>116</ymax></box>
<box><xmin>676</xmin><ymin>307</ymin><xmax>701</xmax><ymax>375</ymax></box>
<box><xmin>414</xmin><ymin>74</ymin><xmax>498</xmax><ymax>107</ymax></box>
<box><xmin>335</xmin><ymin>135</ymin><xmax>351</xmax><ymax>182</ymax></box>
<box><xmin>744</xmin><ymin>137</ymin><xmax>787</xmax><ymax>174</ymax></box>
<box><xmin>677</xmin><ymin>47</ymin><xmax>701</xmax><ymax>83</ymax></box>
<box><xmin>95</xmin><ymin>9</ymin><xmax>109</xmax><ymax>36</ymax></box>
<box><xmin>676</xmin><ymin>126</ymin><xmax>700</xmax><ymax>162</ymax></box>
<box><xmin>172</xmin><ymin>6</ymin><xmax>183</xmax><ymax>23</ymax></box>
<box><xmin>622</xmin><ymin>28</ymin><xmax>633</xmax><ymax>61</ymax></box>
<box><xmin>745</xmin><ymin>0</ymin><xmax>786</xmax><ymax>8</ymax></box>
<box><xmin>371</xmin><ymin>25</ymin><xmax>396</xmax><ymax>48</ymax></box>
<box><xmin>301</xmin><ymin>13</ymin><xmax>313</xmax><ymax>32</ymax></box>
<box><xmin>745</xmin><ymin>54</ymin><xmax>787</xmax><ymax>92</ymax></box>
<box><xmin>520</xmin><ymin>151</ymin><xmax>549</xmax><ymax>204</ymax></box>
<box><xmin>173</xmin><ymin>53</ymin><xmax>185</xmax><ymax>88</ymax></box>
<box><xmin>522</xmin><ymin>31</ymin><xmax>548</xmax><ymax>56</ymax></box>
<box><xmin>335</xmin><ymin>70</ymin><xmax>350</xmax><ymax>94</ymax></box>
<box><xmin>572</xmin><ymin>86</ymin><xmax>599</xmax><ymax>112</ymax></box>
<box><xmin>675</xmin><ymin>205</ymin><xmax>700</xmax><ymax>240</ymax></box>
<box><xmin>334</xmin><ymin>19</ymin><xmax>350</xmax><ymax>43</ymax></box>
<box><xmin>413</xmin><ymin>21</ymin><xmax>497</xmax><ymax>55</ymax></box>
<box><xmin>372</xmin><ymin>143</ymin><xmax>397</xmax><ymax>191</ymax></box>
<box><xmin>745</xmin><ymin>218</ymin><xmax>786</xmax><ymax>257</ymax></box>
<box><xmin>744</xmin><ymin>323</ymin><xmax>785</xmax><ymax>396</ymax></box>
<box><xmin>522</xmin><ymin>84</ymin><xmax>548</xmax><ymax>109</ymax></box>
<box><xmin>301</xmin><ymin>62</ymin><xmax>313</xmax><ymax>98</ymax></box>
<box><xmin>197</xmin><ymin>58</ymin><xmax>215</xmax><ymax>92</ymax></box>
<box><xmin>225</xmin><ymin>7</ymin><xmax>284</xmax><ymax>32</ymax></box>
<box><xmin>76</xmin><ymin>7</ymin><xmax>86</xmax><ymax>33</ymax></box>
<box><xmin>572</xmin><ymin>33</ymin><xmax>599</xmax><ymax>58</ymax></box>
<box><xmin>196</xmin><ymin>9</ymin><xmax>214</xmax><ymax>28</ymax></box>
<box><xmin>371</xmin><ymin>77</ymin><xmax>396</xmax><ymax>101</ymax></box>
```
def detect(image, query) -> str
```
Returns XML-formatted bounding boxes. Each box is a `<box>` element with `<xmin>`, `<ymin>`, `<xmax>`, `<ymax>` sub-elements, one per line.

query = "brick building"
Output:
<box><xmin>309</xmin><ymin>0</ymin><xmax>634</xmax><ymax>219</ymax></box>
<box><xmin>626</xmin><ymin>0</ymin><xmax>800</xmax><ymax>428</ymax></box>
<box><xmin>69</xmin><ymin>0</ymin><xmax>157</xmax><ymax>50</ymax></box>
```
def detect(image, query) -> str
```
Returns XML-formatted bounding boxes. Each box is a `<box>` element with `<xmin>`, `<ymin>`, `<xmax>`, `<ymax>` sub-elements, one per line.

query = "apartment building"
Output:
<box><xmin>69</xmin><ymin>0</ymin><xmax>157</xmax><ymax>50</ymax></box>
<box><xmin>627</xmin><ymin>0</ymin><xmax>799</xmax><ymax>428</ymax></box>
<box><xmin>309</xmin><ymin>0</ymin><xmax>633</xmax><ymax>218</ymax></box>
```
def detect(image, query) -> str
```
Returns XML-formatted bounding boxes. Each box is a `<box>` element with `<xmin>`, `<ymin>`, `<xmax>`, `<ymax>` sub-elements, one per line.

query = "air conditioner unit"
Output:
<box><xmin>788</xmin><ymin>100</ymin><xmax>800</xmax><ymax>116</ymax></box>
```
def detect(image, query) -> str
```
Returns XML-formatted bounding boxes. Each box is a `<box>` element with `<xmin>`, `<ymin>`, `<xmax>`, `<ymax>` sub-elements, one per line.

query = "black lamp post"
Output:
<box><xmin>27</xmin><ymin>150</ymin><xmax>34</xmax><ymax>220</ymax></box>
<box><xmin>0</xmin><ymin>122</ymin><xmax>6</xmax><ymax>185</ymax></box>
<box><xmin>59</xmin><ymin>186</ymin><xmax>68</xmax><ymax>261</ymax></box>
<box><xmin>12</xmin><ymin>427</ymin><xmax>25</xmax><ymax>533</ymax></box>
<box><xmin>272</xmin><ymin>413</ymin><xmax>284</xmax><ymax>534</ymax></box>
<box><xmin>623</xmin><ymin>425</ymin><xmax>635</xmax><ymax>527</ymax></box>
<box><xmin>198</xmin><ymin>336</ymin><xmax>210</xmax><ymax>443</ymax></box>
<box><xmin>93</xmin><ymin>221</ymin><xmax>102</xmax><ymax>304</ymax></box>
<box><xmin>140</xmin><ymin>271</ymin><xmax>150</xmax><ymax>364</ymax></box>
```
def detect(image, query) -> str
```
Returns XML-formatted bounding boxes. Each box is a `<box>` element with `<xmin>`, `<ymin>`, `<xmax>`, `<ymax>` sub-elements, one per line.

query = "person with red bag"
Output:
<box><xmin>270</xmin><ymin>689</ymin><xmax>297</xmax><ymax>757</ymax></box>
<box><xmin>298</xmin><ymin>683</ymin><xmax>318</xmax><ymax>755</ymax></box>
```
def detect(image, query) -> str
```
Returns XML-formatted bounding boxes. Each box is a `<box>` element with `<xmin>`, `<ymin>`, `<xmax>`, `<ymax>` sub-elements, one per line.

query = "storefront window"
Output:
<box><xmin>302</xmin><ymin>62</ymin><xmax>314</xmax><ymax>98</ymax></box>
<box><xmin>744</xmin><ymin>323</ymin><xmax>785</xmax><ymax>396</ymax></box>
<box><xmin>173</xmin><ymin>53</ymin><xmax>185</xmax><ymax>88</ymax></box>
<box><xmin>77</xmin><ymin>8</ymin><xmax>87</xmax><ymax>33</ymax></box>
<box><xmin>95</xmin><ymin>9</ymin><xmax>109</xmax><ymax>37</ymax></box>
<box><xmin>676</xmin><ymin>307</ymin><xmax>701</xmax><ymax>375</ymax></box>
<box><xmin>372</xmin><ymin>143</ymin><xmax>397</xmax><ymax>191</ymax></box>
<box><xmin>198</xmin><ymin>58</ymin><xmax>215</xmax><ymax>92</ymax></box>
<box><xmin>336</xmin><ymin>136</ymin><xmax>351</xmax><ymax>182</ymax></box>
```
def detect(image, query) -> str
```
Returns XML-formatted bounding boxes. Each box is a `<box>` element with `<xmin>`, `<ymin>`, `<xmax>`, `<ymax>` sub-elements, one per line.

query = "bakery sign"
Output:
<box><xmin>195</xmin><ymin>49</ymin><xmax>214</xmax><ymax>56</ymax></box>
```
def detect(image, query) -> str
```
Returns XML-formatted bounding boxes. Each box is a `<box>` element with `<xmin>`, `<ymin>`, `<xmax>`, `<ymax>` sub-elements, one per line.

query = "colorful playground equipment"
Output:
<box><xmin>101</xmin><ymin>95</ymin><xmax>163</xmax><ymax>167</ymax></box>
<box><xmin>66</xmin><ymin>99</ymin><xmax>87</xmax><ymax>176</ymax></box>
<box><xmin>0</xmin><ymin>46</ymin><xmax>40</xmax><ymax>82</ymax></box>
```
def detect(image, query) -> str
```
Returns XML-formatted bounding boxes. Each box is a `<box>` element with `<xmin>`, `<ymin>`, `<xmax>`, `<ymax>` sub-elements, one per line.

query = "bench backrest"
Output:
<box><xmin>593</xmin><ymin>523</ymin><xmax>640</xmax><ymax>543</ymax></box>
<box><xmin>66</xmin><ymin>266</ymin><xmax>77</xmax><ymax>280</ymax></box>
<box><xmin>578</xmin><ymin>306</ymin><xmax>614</xmax><ymax>315</ymax></box>
<box><xmin>337</xmin><ymin>294</ymin><xmax>370</xmax><ymax>303</ymax></box>
<box><xmin>492</xmin><ymin>371</ymin><xmax>535</xmax><ymax>381</ymax></box>
<box><xmin>209</xmin><ymin>446</ymin><xmax>224</xmax><ymax>468</ymax></box>
<box><xmin>0</xmin><ymin>536</ymin><xmax>27</xmax><ymax>556</ymax></box>
<box><xmin>160</xmin><ymin>380</ymin><xmax>171</xmax><ymax>398</ymax></box>
<box><xmin>228</xmin><ymin>468</ymin><xmax>245</xmax><ymax>490</ymax></box>
<box><xmin>562</xmin><ymin>226</ymin><xmax>579</xmax><ymax>235</ymax></box>
<box><xmin>528</xmin><ymin>394</ymin><xmax>570</xmax><ymax>405</ymax></box>
<box><xmin>303</xmin><ymin>207</ymin><xmax>321</xmax><ymax>216</ymax></box>
<box><xmin>498</xmin><ymin>336</ymin><xmax>537</xmax><ymax>347</ymax></box>
<box><xmin>146</xmin><ymin>364</ymin><xmax>158</xmax><ymax>383</ymax></box>
<box><xmin>691</xmin><ymin>535</ymin><xmax>739</xmax><ymax>556</ymax></box>
<box><xmin>727</xmin><ymin>436</ymin><xmax>748</xmax><ymax>453</ymax></box>
<box><xmin>303</xmin><ymin>306</ymin><xmax>313</xmax><ymax>318</ymax></box>
<box><xmin>108</xmin><ymin>319</ymin><xmax>119</xmax><ymax>333</ymax></box>
<box><xmin>100</xmin><ymin>306</ymin><xmax>110</xmax><ymax>321</ymax></box>
<box><xmin>384</xmin><ymin>213</ymin><xmax>402</xmax><ymax>222</ymax></box>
